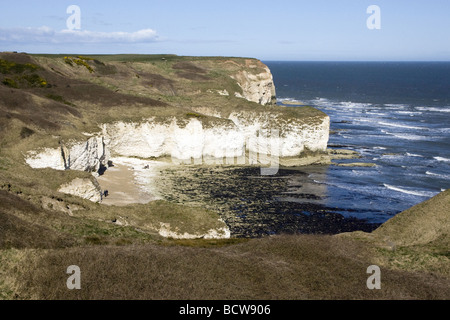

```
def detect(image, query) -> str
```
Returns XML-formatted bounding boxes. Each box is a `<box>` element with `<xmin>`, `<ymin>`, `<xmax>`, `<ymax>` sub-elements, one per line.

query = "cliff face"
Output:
<box><xmin>102</xmin><ymin>118</ymin><xmax>243</xmax><ymax>160</ymax></box>
<box><xmin>104</xmin><ymin>112</ymin><xmax>328</xmax><ymax>160</ymax></box>
<box><xmin>231</xmin><ymin>63</ymin><xmax>277</xmax><ymax>105</ymax></box>
<box><xmin>26</xmin><ymin>136</ymin><xmax>109</xmax><ymax>173</ymax></box>
<box><xmin>0</xmin><ymin>53</ymin><xmax>330</xmax><ymax>241</ymax></box>
<box><xmin>1</xmin><ymin>53</ymin><xmax>329</xmax><ymax>208</ymax></box>
<box><xmin>58</xmin><ymin>177</ymin><xmax>103</xmax><ymax>203</ymax></box>
<box><xmin>25</xmin><ymin>111</ymin><xmax>329</xmax><ymax>172</ymax></box>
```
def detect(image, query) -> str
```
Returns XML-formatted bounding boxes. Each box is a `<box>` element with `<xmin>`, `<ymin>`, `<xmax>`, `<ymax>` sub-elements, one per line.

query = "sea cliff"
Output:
<box><xmin>1</xmin><ymin>52</ymin><xmax>330</xmax><ymax>239</ymax></box>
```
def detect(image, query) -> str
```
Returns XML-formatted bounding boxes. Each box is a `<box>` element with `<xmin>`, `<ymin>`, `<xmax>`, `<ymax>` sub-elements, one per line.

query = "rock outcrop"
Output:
<box><xmin>26</xmin><ymin>136</ymin><xmax>110</xmax><ymax>174</ymax></box>
<box><xmin>58</xmin><ymin>177</ymin><xmax>103</xmax><ymax>203</ymax></box>
<box><xmin>231</xmin><ymin>64</ymin><xmax>276</xmax><ymax>105</ymax></box>
<box><xmin>158</xmin><ymin>222</ymin><xmax>231</xmax><ymax>239</ymax></box>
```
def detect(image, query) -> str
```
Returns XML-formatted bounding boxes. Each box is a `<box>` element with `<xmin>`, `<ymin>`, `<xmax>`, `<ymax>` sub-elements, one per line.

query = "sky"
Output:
<box><xmin>0</xmin><ymin>0</ymin><xmax>449</xmax><ymax>61</ymax></box>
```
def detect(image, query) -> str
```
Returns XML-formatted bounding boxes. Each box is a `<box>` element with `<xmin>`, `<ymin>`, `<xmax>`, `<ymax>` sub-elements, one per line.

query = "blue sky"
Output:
<box><xmin>1</xmin><ymin>0</ymin><xmax>449</xmax><ymax>61</ymax></box>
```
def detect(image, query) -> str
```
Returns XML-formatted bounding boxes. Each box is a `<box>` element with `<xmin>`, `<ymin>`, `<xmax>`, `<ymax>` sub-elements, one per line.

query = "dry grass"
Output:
<box><xmin>1</xmin><ymin>167</ymin><xmax>449</xmax><ymax>300</ymax></box>
<box><xmin>373</xmin><ymin>190</ymin><xmax>450</xmax><ymax>247</ymax></box>
<box><xmin>12</xmin><ymin>235</ymin><xmax>450</xmax><ymax>300</ymax></box>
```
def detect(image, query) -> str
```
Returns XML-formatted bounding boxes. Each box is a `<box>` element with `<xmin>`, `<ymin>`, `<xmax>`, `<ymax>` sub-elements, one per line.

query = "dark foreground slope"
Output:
<box><xmin>1</xmin><ymin>190</ymin><xmax>448</xmax><ymax>300</ymax></box>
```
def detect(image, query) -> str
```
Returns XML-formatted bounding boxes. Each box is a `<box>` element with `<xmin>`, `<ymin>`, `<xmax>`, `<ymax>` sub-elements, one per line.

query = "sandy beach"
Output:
<box><xmin>97</xmin><ymin>157</ymin><xmax>168</xmax><ymax>206</ymax></box>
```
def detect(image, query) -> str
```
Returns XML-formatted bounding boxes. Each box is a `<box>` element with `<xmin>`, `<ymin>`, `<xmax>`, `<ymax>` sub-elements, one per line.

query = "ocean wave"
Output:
<box><xmin>383</xmin><ymin>184</ymin><xmax>437</xmax><ymax>197</ymax></box>
<box><xmin>406</xmin><ymin>153</ymin><xmax>423</xmax><ymax>157</ymax></box>
<box><xmin>354</xmin><ymin>118</ymin><xmax>382</xmax><ymax>126</ymax></box>
<box><xmin>326</xmin><ymin>181</ymin><xmax>380</xmax><ymax>196</ymax></box>
<box><xmin>436</xmin><ymin>128</ymin><xmax>450</xmax><ymax>133</ymax></box>
<box><xmin>277</xmin><ymin>97</ymin><xmax>298</xmax><ymax>103</ymax></box>
<box><xmin>394</xmin><ymin>111</ymin><xmax>423</xmax><ymax>116</ymax></box>
<box><xmin>351</xmin><ymin>169</ymin><xmax>375</xmax><ymax>176</ymax></box>
<box><xmin>381</xmin><ymin>153</ymin><xmax>403</xmax><ymax>158</ymax></box>
<box><xmin>366</xmin><ymin>112</ymin><xmax>387</xmax><ymax>116</ymax></box>
<box><xmin>310</xmin><ymin>98</ymin><xmax>374</xmax><ymax>110</ymax></box>
<box><xmin>311</xmin><ymin>97</ymin><xmax>331</xmax><ymax>105</ymax></box>
<box><xmin>434</xmin><ymin>156</ymin><xmax>450</xmax><ymax>162</ymax></box>
<box><xmin>383</xmin><ymin>131</ymin><xmax>428</xmax><ymax>141</ymax></box>
<box><xmin>378</xmin><ymin>121</ymin><xmax>427</xmax><ymax>130</ymax></box>
<box><xmin>339</xmin><ymin>101</ymin><xmax>372</xmax><ymax>109</ymax></box>
<box><xmin>384</xmin><ymin>104</ymin><xmax>408</xmax><ymax>110</ymax></box>
<box><xmin>416</xmin><ymin>107</ymin><xmax>450</xmax><ymax>113</ymax></box>
<box><xmin>426</xmin><ymin>171</ymin><xmax>450</xmax><ymax>179</ymax></box>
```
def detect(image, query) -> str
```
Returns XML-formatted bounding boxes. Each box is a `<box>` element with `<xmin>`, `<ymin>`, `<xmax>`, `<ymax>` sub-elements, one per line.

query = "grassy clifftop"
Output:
<box><xmin>0</xmin><ymin>52</ymin><xmax>323</xmax><ymax>155</ymax></box>
<box><xmin>338</xmin><ymin>189</ymin><xmax>449</xmax><ymax>278</ymax></box>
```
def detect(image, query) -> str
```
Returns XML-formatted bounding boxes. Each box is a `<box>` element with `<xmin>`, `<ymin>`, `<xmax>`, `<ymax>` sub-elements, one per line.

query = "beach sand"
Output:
<box><xmin>97</xmin><ymin>159</ymin><xmax>160</xmax><ymax>206</ymax></box>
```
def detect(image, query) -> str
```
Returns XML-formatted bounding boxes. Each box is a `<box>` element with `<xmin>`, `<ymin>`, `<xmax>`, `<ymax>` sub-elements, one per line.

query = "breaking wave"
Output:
<box><xmin>384</xmin><ymin>184</ymin><xmax>438</xmax><ymax>197</ymax></box>
<box><xmin>426</xmin><ymin>171</ymin><xmax>450</xmax><ymax>180</ymax></box>
<box><xmin>416</xmin><ymin>107</ymin><xmax>450</xmax><ymax>113</ymax></box>
<box><xmin>434</xmin><ymin>156</ymin><xmax>450</xmax><ymax>162</ymax></box>
<box><xmin>378</xmin><ymin>121</ymin><xmax>427</xmax><ymax>130</ymax></box>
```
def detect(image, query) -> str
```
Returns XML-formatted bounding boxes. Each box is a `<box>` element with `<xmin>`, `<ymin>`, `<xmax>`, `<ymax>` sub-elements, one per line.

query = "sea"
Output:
<box><xmin>264</xmin><ymin>61</ymin><xmax>450</xmax><ymax>224</ymax></box>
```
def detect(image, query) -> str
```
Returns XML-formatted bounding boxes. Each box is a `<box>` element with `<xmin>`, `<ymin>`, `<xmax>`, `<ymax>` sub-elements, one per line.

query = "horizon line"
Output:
<box><xmin>3</xmin><ymin>51</ymin><xmax>449</xmax><ymax>63</ymax></box>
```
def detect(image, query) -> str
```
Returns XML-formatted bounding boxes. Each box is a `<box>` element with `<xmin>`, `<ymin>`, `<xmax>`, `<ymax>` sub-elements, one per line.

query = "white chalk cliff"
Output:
<box><xmin>58</xmin><ymin>178</ymin><xmax>103</xmax><ymax>203</ymax></box>
<box><xmin>102</xmin><ymin>113</ymin><xmax>329</xmax><ymax>161</ymax></box>
<box><xmin>25</xmin><ymin>113</ymin><xmax>329</xmax><ymax>173</ymax></box>
<box><xmin>26</xmin><ymin>136</ymin><xmax>109</xmax><ymax>173</ymax></box>
<box><xmin>231</xmin><ymin>65</ymin><xmax>276</xmax><ymax>105</ymax></box>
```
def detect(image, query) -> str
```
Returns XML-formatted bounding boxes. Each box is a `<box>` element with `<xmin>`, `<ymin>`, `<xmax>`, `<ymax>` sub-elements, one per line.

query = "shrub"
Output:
<box><xmin>186</xmin><ymin>112</ymin><xmax>204</xmax><ymax>118</ymax></box>
<box><xmin>45</xmin><ymin>94</ymin><xmax>73</xmax><ymax>106</ymax></box>
<box><xmin>2</xmin><ymin>78</ymin><xmax>18</xmax><ymax>88</ymax></box>
<box><xmin>20</xmin><ymin>74</ymin><xmax>48</xmax><ymax>87</ymax></box>
<box><xmin>64</xmin><ymin>56</ymin><xmax>94</xmax><ymax>73</ymax></box>
<box><xmin>0</xmin><ymin>59</ymin><xmax>39</xmax><ymax>74</ymax></box>
<box><xmin>64</xmin><ymin>57</ymin><xmax>73</xmax><ymax>66</ymax></box>
<box><xmin>20</xmin><ymin>127</ymin><xmax>35</xmax><ymax>139</ymax></box>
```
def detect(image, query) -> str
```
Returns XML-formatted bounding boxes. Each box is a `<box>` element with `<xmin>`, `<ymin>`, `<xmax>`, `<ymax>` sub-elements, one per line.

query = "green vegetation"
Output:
<box><xmin>3</xmin><ymin>234</ymin><xmax>448</xmax><ymax>300</ymax></box>
<box><xmin>19</xmin><ymin>127</ymin><xmax>35</xmax><ymax>139</ymax></box>
<box><xmin>64</xmin><ymin>56</ymin><xmax>94</xmax><ymax>73</ymax></box>
<box><xmin>2</xmin><ymin>78</ymin><xmax>18</xmax><ymax>88</ymax></box>
<box><xmin>0</xmin><ymin>59</ymin><xmax>39</xmax><ymax>74</ymax></box>
<box><xmin>20</xmin><ymin>73</ymin><xmax>48</xmax><ymax>87</ymax></box>
<box><xmin>45</xmin><ymin>94</ymin><xmax>74</xmax><ymax>106</ymax></box>
<box><xmin>0</xmin><ymin>157</ymin><xmax>11</xmax><ymax>170</ymax></box>
<box><xmin>1</xmin><ymin>58</ymin><xmax>48</xmax><ymax>88</ymax></box>
<box><xmin>186</xmin><ymin>112</ymin><xmax>204</xmax><ymax>118</ymax></box>
<box><xmin>2</xmin><ymin>73</ymin><xmax>48</xmax><ymax>88</ymax></box>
